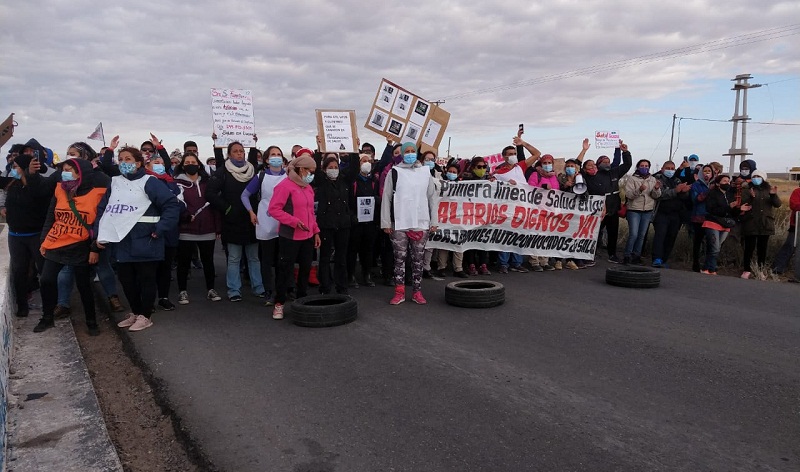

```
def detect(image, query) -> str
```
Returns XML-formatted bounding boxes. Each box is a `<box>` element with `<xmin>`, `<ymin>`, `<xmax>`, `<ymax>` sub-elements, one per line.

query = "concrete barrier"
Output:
<box><xmin>0</xmin><ymin>224</ymin><xmax>12</xmax><ymax>470</ymax></box>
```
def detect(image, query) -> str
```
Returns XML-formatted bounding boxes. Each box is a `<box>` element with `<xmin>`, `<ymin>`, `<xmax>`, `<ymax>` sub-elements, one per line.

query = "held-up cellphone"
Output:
<box><xmin>518</xmin><ymin>123</ymin><xmax>524</xmax><ymax>135</ymax></box>
<box><xmin>33</xmin><ymin>150</ymin><xmax>40</xmax><ymax>160</ymax></box>
<box><xmin>683</xmin><ymin>155</ymin><xmax>688</xmax><ymax>162</ymax></box>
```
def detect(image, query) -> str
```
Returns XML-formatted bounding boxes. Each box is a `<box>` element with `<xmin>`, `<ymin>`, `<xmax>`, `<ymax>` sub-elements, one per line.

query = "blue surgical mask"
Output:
<box><xmin>403</xmin><ymin>153</ymin><xmax>417</xmax><ymax>164</ymax></box>
<box><xmin>61</xmin><ymin>171</ymin><xmax>75</xmax><ymax>181</ymax></box>
<box><xmin>303</xmin><ymin>173</ymin><xmax>314</xmax><ymax>184</ymax></box>
<box><xmin>268</xmin><ymin>157</ymin><xmax>283</xmax><ymax>168</ymax></box>
<box><xmin>9</xmin><ymin>168</ymin><xmax>21</xmax><ymax>179</ymax></box>
<box><xmin>542</xmin><ymin>164</ymin><xmax>553</xmax><ymax>172</ymax></box>
<box><xmin>119</xmin><ymin>162</ymin><xmax>137</xmax><ymax>175</ymax></box>
<box><xmin>751</xmin><ymin>177</ymin><xmax>763</xmax><ymax>186</ymax></box>
<box><xmin>152</xmin><ymin>164</ymin><xmax>166</xmax><ymax>175</ymax></box>
<box><xmin>424</xmin><ymin>160</ymin><xmax>435</xmax><ymax>169</ymax></box>
<box><xmin>446</xmin><ymin>172</ymin><xmax>458</xmax><ymax>181</ymax></box>
<box><xmin>565</xmin><ymin>167</ymin><xmax>576</xmax><ymax>176</ymax></box>
<box><xmin>663</xmin><ymin>170</ymin><xmax>675</xmax><ymax>178</ymax></box>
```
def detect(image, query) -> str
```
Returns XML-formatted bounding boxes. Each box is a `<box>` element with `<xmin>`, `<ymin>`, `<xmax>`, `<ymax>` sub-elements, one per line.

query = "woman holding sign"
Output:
<box><xmin>97</xmin><ymin>147</ymin><xmax>181</xmax><ymax>332</ymax></box>
<box><xmin>381</xmin><ymin>142</ymin><xmax>438</xmax><ymax>305</ymax></box>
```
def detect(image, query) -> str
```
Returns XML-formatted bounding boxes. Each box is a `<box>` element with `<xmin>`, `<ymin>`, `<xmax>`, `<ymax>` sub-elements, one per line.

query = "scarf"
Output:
<box><xmin>145</xmin><ymin>169</ymin><xmax>175</xmax><ymax>183</ymax></box>
<box><xmin>225</xmin><ymin>158</ymin><xmax>255</xmax><ymax>183</ymax></box>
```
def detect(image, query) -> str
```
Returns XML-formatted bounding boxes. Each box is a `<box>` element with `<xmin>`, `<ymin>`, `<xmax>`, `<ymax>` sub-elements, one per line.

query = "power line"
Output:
<box><xmin>439</xmin><ymin>24</ymin><xmax>800</xmax><ymax>100</ymax></box>
<box><xmin>677</xmin><ymin>116</ymin><xmax>800</xmax><ymax>126</ymax></box>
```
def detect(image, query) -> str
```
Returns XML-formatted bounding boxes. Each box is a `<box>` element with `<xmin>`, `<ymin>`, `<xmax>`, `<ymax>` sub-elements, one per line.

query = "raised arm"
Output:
<box><xmin>513</xmin><ymin>137</ymin><xmax>542</xmax><ymax>168</ymax></box>
<box><xmin>576</xmin><ymin>138</ymin><xmax>590</xmax><ymax>162</ymax></box>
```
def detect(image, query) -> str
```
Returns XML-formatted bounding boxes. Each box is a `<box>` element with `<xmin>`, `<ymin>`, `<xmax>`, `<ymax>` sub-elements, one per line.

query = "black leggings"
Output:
<box><xmin>743</xmin><ymin>235</ymin><xmax>770</xmax><ymax>272</ymax></box>
<box><xmin>276</xmin><ymin>237</ymin><xmax>314</xmax><ymax>304</ymax></box>
<box><xmin>347</xmin><ymin>222</ymin><xmax>376</xmax><ymax>280</ymax></box>
<box><xmin>259</xmin><ymin>238</ymin><xmax>279</xmax><ymax>294</ymax></box>
<box><xmin>176</xmin><ymin>239</ymin><xmax>216</xmax><ymax>291</ymax></box>
<box><xmin>599</xmin><ymin>213</ymin><xmax>620</xmax><ymax>257</ymax></box>
<box><xmin>118</xmin><ymin>261</ymin><xmax>159</xmax><ymax>318</ymax></box>
<box><xmin>8</xmin><ymin>234</ymin><xmax>44</xmax><ymax>311</ymax></box>
<box><xmin>157</xmin><ymin>246</ymin><xmax>178</xmax><ymax>299</ymax></box>
<box><xmin>40</xmin><ymin>259</ymin><xmax>96</xmax><ymax>326</ymax></box>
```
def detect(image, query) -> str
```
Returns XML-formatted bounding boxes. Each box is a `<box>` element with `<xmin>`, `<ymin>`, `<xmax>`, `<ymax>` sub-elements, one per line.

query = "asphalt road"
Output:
<box><xmin>124</xmin><ymin>256</ymin><xmax>800</xmax><ymax>472</ymax></box>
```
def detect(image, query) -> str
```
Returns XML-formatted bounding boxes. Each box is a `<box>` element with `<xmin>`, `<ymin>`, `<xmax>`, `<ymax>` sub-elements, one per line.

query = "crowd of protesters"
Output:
<box><xmin>2</xmin><ymin>129</ymin><xmax>799</xmax><ymax>334</ymax></box>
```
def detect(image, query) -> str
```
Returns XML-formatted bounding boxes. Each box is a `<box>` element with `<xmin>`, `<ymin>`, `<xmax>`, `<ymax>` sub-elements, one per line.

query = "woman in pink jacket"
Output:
<box><xmin>267</xmin><ymin>150</ymin><xmax>321</xmax><ymax>319</ymax></box>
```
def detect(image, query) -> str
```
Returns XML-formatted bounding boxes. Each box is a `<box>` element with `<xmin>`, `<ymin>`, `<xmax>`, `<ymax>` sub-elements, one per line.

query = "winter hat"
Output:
<box><xmin>688</xmin><ymin>154</ymin><xmax>700</xmax><ymax>162</ymax></box>
<box><xmin>294</xmin><ymin>147</ymin><xmax>314</xmax><ymax>159</ymax></box>
<box><xmin>751</xmin><ymin>170</ymin><xmax>767</xmax><ymax>181</ymax></box>
<box><xmin>740</xmin><ymin>159</ymin><xmax>757</xmax><ymax>172</ymax></box>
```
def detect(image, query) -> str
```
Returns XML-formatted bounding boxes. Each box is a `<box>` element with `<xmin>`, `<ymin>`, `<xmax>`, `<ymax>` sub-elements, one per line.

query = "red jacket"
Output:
<box><xmin>790</xmin><ymin>187</ymin><xmax>800</xmax><ymax>228</ymax></box>
<box><xmin>176</xmin><ymin>175</ymin><xmax>221</xmax><ymax>236</ymax></box>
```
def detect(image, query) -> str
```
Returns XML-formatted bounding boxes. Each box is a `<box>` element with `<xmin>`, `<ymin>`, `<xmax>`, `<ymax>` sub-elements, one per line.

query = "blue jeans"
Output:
<box><xmin>57</xmin><ymin>250</ymin><xmax>118</xmax><ymax>307</ymax></box>
<box><xmin>625</xmin><ymin>210</ymin><xmax>653</xmax><ymax>257</ymax></box>
<box><xmin>704</xmin><ymin>228</ymin><xmax>729</xmax><ymax>272</ymax></box>
<box><xmin>497</xmin><ymin>252</ymin><xmax>522</xmax><ymax>268</ymax></box>
<box><xmin>226</xmin><ymin>243</ymin><xmax>264</xmax><ymax>297</ymax></box>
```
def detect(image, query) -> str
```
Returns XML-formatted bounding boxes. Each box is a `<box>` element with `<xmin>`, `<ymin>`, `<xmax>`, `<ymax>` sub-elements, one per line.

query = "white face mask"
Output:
<box><xmin>506</xmin><ymin>154</ymin><xmax>518</xmax><ymax>165</ymax></box>
<box><xmin>360</xmin><ymin>162</ymin><xmax>371</xmax><ymax>174</ymax></box>
<box><xmin>326</xmin><ymin>169</ymin><xmax>339</xmax><ymax>180</ymax></box>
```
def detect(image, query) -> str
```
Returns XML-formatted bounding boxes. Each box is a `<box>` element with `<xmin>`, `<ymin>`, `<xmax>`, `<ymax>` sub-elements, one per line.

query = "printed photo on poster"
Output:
<box><xmin>391</xmin><ymin>91</ymin><xmax>412</xmax><ymax>119</ymax></box>
<box><xmin>388</xmin><ymin>118</ymin><xmax>404</xmax><ymax>137</ymax></box>
<box><xmin>421</xmin><ymin>120</ymin><xmax>442</xmax><ymax>147</ymax></box>
<box><xmin>376</xmin><ymin>81</ymin><xmax>397</xmax><ymax>112</ymax></box>
<box><xmin>369</xmin><ymin>109</ymin><xmax>388</xmax><ymax>130</ymax></box>
<box><xmin>413</xmin><ymin>99</ymin><xmax>430</xmax><ymax>121</ymax></box>
<box><xmin>404</xmin><ymin>122</ymin><xmax>422</xmax><ymax>142</ymax></box>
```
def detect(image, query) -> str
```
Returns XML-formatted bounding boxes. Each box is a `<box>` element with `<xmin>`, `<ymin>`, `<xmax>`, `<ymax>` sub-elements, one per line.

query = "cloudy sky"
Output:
<box><xmin>2</xmin><ymin>1</ymin><xmax>799</xmax><ymax>173</ymax></box>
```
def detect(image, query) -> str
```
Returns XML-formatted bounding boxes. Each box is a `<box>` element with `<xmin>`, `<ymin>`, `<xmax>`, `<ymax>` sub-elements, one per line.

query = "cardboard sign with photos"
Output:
<box><xmin>364</xmin><ymin>78</ymin><xmax>450</xmax><ymax>155</ymax></box>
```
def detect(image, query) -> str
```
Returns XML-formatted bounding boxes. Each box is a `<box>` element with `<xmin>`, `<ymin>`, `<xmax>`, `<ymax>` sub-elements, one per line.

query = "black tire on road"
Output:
<box><xmin>445</xmin><ymin>280</ymin><xmax>505</xmax><ymax>308</ymax></box>
<box><xmin>605</xmin><ymin>266</ymin><xmax>661</xmax><ymax>288</ymax></box>
<box><xmin>290</xmin><ymin>294</ymin><xmax>358</xmax><ymax>327</ymax></box>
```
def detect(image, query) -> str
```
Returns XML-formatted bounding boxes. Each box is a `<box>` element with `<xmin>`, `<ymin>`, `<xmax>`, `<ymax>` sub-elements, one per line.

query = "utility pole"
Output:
<box><xmin>668</xmin><ymin>114</ymin><xmax>677</xmax><ymax>162</ymax></box>
<box><xmin>723</xmin><ymin>74</ymin><xmax>761</xmax><ymax>174</ymax></box>
<box><xmin>447</xmin><ymin>137</ymin><xmax>451</xmax><ymax>159</ymax></box>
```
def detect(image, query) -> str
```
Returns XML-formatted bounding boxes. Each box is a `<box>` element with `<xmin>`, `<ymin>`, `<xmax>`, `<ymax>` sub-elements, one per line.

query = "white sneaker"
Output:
<box><xmin>178</xmin><ymin>291</ymin><xmax>189</xmax><ymax>305</ymax></box>
<box><xmin>116</xmin><ymin>313</ymin><xmax>137</xmax><ymax>328</ymax></box>
<box><xmin>272</xmin><ymin>303</ymin><xmax>284</xmax><ymax>320</ymax></box>
<box><xmin>207</xmin><ymin>289</ymin><xmax>222</xmax><ymax>302</ymax></box>
<box><xmin>128</xmin><ymin>315</ymin><xmax>153</xmax><ymax>332</ymax></box>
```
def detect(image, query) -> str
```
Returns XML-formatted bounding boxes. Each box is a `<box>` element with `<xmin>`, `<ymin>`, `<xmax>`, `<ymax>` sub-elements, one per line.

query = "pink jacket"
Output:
<box><xmin>528</xmin><ymin>172</ymin><xmax>560</xmax><ymax>190</ymax></box>
<box><xmin>268</xmin><ymin>179</ymin><xmax>320</xmax><ymax>240</ymax></box>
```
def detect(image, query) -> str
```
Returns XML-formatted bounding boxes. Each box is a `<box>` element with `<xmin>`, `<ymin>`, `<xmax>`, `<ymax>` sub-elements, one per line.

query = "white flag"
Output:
<box><xmin>87</xmin><ymin>122</ymin><xmax>104</xmax><ymax>142</ymax></box>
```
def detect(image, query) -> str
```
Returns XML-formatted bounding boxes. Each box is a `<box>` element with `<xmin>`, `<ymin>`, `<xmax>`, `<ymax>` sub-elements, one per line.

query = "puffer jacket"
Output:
<box><xmin>739</xmin><ymin>182</ymin><xmax>781</xmax><ymax>235</ymax></box>
<box><xmin>624</xmin><ymin>173</ymin><xmax>661</xmax><ymax>212</ymax></box>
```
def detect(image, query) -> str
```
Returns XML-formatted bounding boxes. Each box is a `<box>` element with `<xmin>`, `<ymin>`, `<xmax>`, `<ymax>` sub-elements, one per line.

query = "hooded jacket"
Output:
<box><xmin>739</xmin><ymin>180</ymin><xmax>781</xmax><ymax>235</ymax></box>
<box><xmin>40</xmin><ymin>159</ymin><xmax>110</xmax><ymax>265</ymax></box>
<box><xmin>3</xmin><ymin>153</ymin><xmax>56</xmax><ymax>234</ymax></box>
<box><xmin>175</xmin><ymin>174</ymin><xmax>221</xmax><ymax>237</ymax></box>
<box><xmin>690</xmin><ymin>177</ymin><xmax>712</xmax><ymax>223</ymax></box>
<box><xmin>653</xmin><ymin>171</ymin><xmax>688</xmax><ymax>217</ymax></box>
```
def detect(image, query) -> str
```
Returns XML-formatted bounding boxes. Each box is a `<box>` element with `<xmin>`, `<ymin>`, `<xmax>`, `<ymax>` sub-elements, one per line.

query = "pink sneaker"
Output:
<box><xmin>740</xmin><ymin>271</ymin><xmax>751</xmax><ymax>279</ymax></box>
<box><xmin>128</xmin><ymin>315</ymin><xmax>153</xmax><ymax>332</ymax></box>
<box><xmin>272</xmin><ymin>303</ymin><xmax>284</xmax><ymax>320</ymax></box>
<box><xmin>479</xmin><ymin>264</ymin><xmax>491</xmax><ymax>275</ymax></box>
<box><xmin>116</xmin><ymin>313</ymin><xmax>137</xmax><ymax>328</ymax></box>
<box><xmin>389</xmin><ymin>286</ymin><xmax>405</xmax><ymax>305</ymax></box>
<box><xmin>412</xmin><ymin>291</ymin><xmax>427</xmax><ymax>305</ymax></box>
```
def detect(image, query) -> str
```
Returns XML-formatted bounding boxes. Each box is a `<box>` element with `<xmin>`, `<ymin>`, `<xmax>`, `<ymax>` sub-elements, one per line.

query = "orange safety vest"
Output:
<box><xmin>41</xmin><ymin>186</ymin><xmax>106</xmax><ymax>250</ymax></box>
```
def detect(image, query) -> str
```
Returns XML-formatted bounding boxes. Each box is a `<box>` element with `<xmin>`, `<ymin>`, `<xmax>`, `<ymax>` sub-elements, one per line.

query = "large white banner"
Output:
<box><xmin>427</xmin><ymin>181</ymin><xmax>605</xmax><ymax>260</ymax></box>
<box><xmin>211</xmin><ymin>88</ymin><xmax>255</xmax><ymax>148</ymax></box>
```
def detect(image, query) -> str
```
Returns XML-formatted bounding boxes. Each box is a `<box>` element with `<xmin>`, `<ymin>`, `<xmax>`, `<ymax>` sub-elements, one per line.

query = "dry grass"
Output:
<box><xmin>614</xmin><ymin>180</ymin><xmax>798</xmax><ymax>280</ymax></box>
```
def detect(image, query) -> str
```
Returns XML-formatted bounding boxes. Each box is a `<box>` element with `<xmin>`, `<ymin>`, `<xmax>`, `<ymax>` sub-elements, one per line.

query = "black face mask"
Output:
<box><xmin>598</xmin><ymin>163</ymin><xmax>611</xmax><ymax>172</ymax></box>
<box><xmin>184</xmin><ymin>164</ymin><xmax>199</xmax><ymax>175</ymax></box>
<box><xmin>718</xmin><ymin>183</ymin><xmax>730</xmax><ymax>191</ymax></box>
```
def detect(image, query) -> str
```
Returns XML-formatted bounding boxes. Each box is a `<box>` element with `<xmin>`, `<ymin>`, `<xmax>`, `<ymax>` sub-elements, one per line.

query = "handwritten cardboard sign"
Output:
<box><xmin>595</xmin><ymin>131</ymin><xmax>620</xmax><ymax>149</ymax></box>
<box><xmin>0</xmin><ymin>113</ymin><xmax>15</xmax><ymax>149</ymax></box>
<box><xmin>316</xmin><ymin>110</ymin><xmax>358</xmax><ymax>153</ymax></box>
<box><xmin>211</xmin><ymin>88</ymin><xmax>255</xmax><ymax>148</ymax></box>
